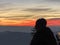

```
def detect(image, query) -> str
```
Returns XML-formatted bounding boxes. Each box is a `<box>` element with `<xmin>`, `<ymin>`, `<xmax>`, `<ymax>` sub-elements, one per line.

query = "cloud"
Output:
<box><xmin>0</xmin><ymin>16</ymin><xmax>26</xmax><ymax>20</ymax></box>
<box><xmin>22</xmin><ymin>8</ymin><xmax>55</xmax><ymax>12</ymax></box>
<box><xmin>13</xmin><ymin>15</ymin><xmax>33</xmax><ymax>17</ymax></box>
<box><xmin>0</xmin><ymin>8</ymin><xmax>17</xmax><ymax>12</ymax></box>
<box><xmin>0</xmin><ymin>15</ymin><xmax>33</xmax><ymax>20</ymax></box>
<box><xmin>46</xmin><ymin>0</ymin><xmax>60</xmax><ymax>2</ymax></box>
<box><xmin>0</xmin><ymin>2</ymin><xmax>14</xmax><ymax>8</ymax></box>
<box><xmin>7</xmin><ymin>15</ymin><xmax>33</xmax><ymax>20</ymax></box>
<box><xmin>0</xmin><ymin>15</ymin><xmax>33</xmax><ymax>18</ymax></box>
<box><xmin>5</xmin><ymin>18</ymin><xmax>26</xmax><ymax>20</ymax></box>
<box><xmin>50</xmin><ymin>18</ymin><xmax>60</xmax><ymax>20</ymax></box>
<box><xmin>0</xmin><ymin>2</ymin><xmax>18</xmax><ymax>14</ymax></box>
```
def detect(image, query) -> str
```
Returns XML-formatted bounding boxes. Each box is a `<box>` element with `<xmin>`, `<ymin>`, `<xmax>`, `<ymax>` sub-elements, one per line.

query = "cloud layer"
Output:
<box><xmin>23</xmin><ymin>8</ymin><xmax>54</xmax><ymax>12</ymax></box>
<box><xmin>46</xmin><ymin>0</ymin><xmax>60</xmax><ymax>2</ymax></box>
<box><xmin>0</xmin><ymin>0</ymin><xmax>60</xmax><ymax>21</ymax></box>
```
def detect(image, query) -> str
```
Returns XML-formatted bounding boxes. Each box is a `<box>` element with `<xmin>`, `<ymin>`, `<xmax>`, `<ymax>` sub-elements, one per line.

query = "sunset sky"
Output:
<box><xmin>0</xmin><ymin>0</ymin><xmax>60</xmax><ymax>26</ymax></box>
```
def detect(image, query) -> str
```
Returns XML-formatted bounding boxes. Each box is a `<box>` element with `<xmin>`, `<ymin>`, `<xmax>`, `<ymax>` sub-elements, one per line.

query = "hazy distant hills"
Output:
<box><xmin>0</xmin><ymin>26</ymin><xmax>33</xmax><ymax>32</ymax></box>
<box><xmin>0</xmin><ymin>26</ymin><xmax>59</xmax><ymax>45</ymax></box>
<box><xmin>0</xmin><ymin>32</ymin><xmax>32</xmax><ymax>45</ymax></box>
<box><xmin>0</xmin><ymin>26</ymin><xmax>60</xmax><ymax>33</ymax></box>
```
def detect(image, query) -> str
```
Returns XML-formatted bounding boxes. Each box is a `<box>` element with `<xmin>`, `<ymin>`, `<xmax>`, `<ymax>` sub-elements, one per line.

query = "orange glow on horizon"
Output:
<box><xmin>47</xmin><ymin>20</ymin><xmax>60</xmax><ymax>26</ymax></box>
<box><xmin>0</xmin><ymin>19</ymin><xmax>60</xmax><ymax>26</ymax></box>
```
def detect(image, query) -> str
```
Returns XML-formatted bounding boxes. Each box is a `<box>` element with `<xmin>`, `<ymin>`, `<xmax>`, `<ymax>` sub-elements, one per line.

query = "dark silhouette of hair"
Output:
<box><xmin>30</xmin><ymin>18</ymin><xmax>57</xmax><ymax>45</ymax></box>
<box><xmin>35</xmin><ymin>18</ymin><xmax>47</xmax><ymax>30</ymax></box>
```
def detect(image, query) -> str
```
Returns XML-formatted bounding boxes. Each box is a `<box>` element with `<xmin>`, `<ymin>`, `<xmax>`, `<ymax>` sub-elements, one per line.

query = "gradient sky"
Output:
<box><xmin>0</xmin><ymin>0</ymin><xmax>60</xmax><ymax>26</ymax></box>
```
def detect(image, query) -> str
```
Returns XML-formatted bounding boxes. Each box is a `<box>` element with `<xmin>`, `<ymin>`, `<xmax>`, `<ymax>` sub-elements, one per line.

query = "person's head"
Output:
<box><xmin>35</xmin><ymin>18</ymin><xmax>47</xmax><ymax>30</ymax></box>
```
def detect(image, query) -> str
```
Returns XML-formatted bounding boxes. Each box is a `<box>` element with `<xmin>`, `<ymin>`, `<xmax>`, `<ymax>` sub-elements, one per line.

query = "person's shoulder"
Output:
<box><xmin>46</xmin><ymin>27</ymin><xmax>52</xmax><ymax>32</ymax></box>
<box><xmin>46</xmin><ymin>27</ymin><xmax>51</xmax><ymax>30</ymax></box>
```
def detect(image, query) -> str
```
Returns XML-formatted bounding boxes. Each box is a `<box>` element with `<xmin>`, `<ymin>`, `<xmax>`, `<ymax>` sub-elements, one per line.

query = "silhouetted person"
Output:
<box><xmin>30</xmin><ymin>18</ymin><xmax>57</xmax><ymax>45</ymax></box>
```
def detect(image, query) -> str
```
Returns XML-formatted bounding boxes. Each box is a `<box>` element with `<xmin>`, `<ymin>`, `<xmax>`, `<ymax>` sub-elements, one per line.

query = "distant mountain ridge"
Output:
<box><xmin>0</xmin><ymin>26</ymin><xmax>60</xmax><ymax>33</ymax></box>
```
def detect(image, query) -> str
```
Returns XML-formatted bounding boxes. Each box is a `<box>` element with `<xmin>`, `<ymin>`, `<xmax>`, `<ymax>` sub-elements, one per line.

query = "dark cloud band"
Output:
<box><xmin>0</xmin><ymin>15</ymin><xmax>33</xmax><ymax>20</ymax></box>
<box><xmin>22</xmin><ymin>8</ymin><xmax>54</xmax><ymax>12</ymax></box>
